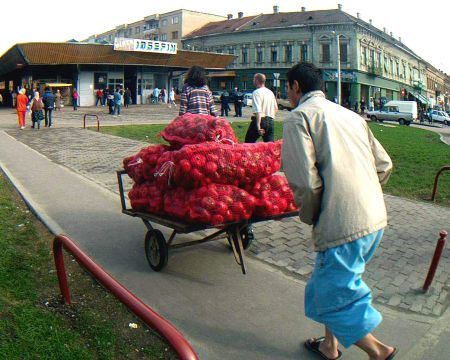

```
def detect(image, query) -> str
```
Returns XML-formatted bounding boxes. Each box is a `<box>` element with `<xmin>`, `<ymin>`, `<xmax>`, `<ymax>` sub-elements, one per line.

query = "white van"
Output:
<box><xmin>367</xmin><ymin>100</ymin><xmax>417</xmax><ymax>125</ymax></box>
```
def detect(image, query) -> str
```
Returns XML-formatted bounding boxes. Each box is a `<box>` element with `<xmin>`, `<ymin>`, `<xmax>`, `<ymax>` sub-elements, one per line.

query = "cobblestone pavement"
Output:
<box><xmin>5</xmin><ymin>126</ymin><xmax>449</xmax><ymax>317</ymax></box>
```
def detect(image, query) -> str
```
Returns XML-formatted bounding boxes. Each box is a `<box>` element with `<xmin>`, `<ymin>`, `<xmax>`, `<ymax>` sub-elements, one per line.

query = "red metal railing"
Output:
<box><xmin>422</xmin><ymin>230</ymin><xmax>448</xmax><ymax>293</ymax></box>
<box><xmin>53</xmin><ymin>234</ymin><xmax>199</xmax><ymax>360</ymax></box>
<box><xmin>431</xmin><ymin>166</ymin><xmax>450</xmax><ymax>202</ymax></box>
<box><xmin>83</xmin><ymin>114</ymin><xmax>100</xmax><ymax>132</ymax></box>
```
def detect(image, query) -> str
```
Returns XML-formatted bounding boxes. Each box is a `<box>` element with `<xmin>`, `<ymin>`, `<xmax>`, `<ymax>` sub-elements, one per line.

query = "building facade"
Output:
<box><xmin>85</xmin><ymin>9</ymin><xmax>225</xmax><ymax>48</ymax></box>
<box><xmin>182</xmin><ymin>5</ymin><xmax>448</xmax><ymax>110</ymax></box>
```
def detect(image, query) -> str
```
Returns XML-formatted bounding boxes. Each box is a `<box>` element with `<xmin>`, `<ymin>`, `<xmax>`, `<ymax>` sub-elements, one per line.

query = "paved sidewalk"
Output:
<box><xmin>6</xmin><ymin>127</ymin><xmax>449</xmax><ymax>318</ymax></box>
<box><xmin>3</xmin><ymin>129</ymin><xmax>441</xmax><ymax>360</ymax></box>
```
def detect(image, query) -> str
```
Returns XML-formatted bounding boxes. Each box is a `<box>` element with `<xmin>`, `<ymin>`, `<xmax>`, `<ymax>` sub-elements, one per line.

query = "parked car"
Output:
<box><xmin>367</xmin><ymin>100</ymin><xmax>417</xmax><ymax>125</ymax></box>
<box><xmin>211</xmin><ymin>91</ymin><xmax>223</xmax><ymax>103</ymax></box>
<box><xmin>429</xmin><ymin>110</ymin><xmax>449</xmax><ymax>125</ymax></box>
<box><xmin>277</xmin><ymin>98</ymin><xmax>293</xmax><ymax>111</ymax></box>
<box><xmin>243</xmin><ymin>93</ymin><xmax>253</xmax><ymax>107</ymax></box>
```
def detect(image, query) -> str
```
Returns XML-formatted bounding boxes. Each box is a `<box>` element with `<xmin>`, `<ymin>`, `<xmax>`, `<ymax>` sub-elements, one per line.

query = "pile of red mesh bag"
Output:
<box><xmin>123</xmin><ymin>113</ymin><xmax>298</xmax><ymax>226</ymax></box>
<box><xmin>160</xmin><ymin>113</ymin><xmax>237</xmax><ymax>148</ymax></box>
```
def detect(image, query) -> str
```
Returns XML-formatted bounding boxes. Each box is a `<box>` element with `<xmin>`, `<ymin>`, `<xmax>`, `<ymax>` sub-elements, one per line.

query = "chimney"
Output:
<box><xmin>369</xmin><ymin>19</ymin><xmax>372</xmax><ymax>25</ymax></box>
<box><xmin>301</xmin><ymin>6</ymin><xmax>306</xmax><ymax>12</ymax></box>
<box><xmin>357</xmin><ymin>12</ymin><xmax>360</xmax><ymax>19</ymax></box>
<box><xmin>338</xmin><ymin>4</ymin><xmax>342</xmax><ymax>10</ymax></box>
<box><xmin>390</xmin><ymin>31</ymin><xmax>393</xmax><ymax>37</ymax></box>
<box><xmin>227</xmin><ymin>14</ymin><xmax>233</xmax><ymax>20</ymax></box>
<box><xmin>273</xmin><ymin>5</ymin><xmax>279</xmax><ymax>14</ymax></box>
<box><xmin>238</xmin><ymin>12</ymin><xmax>244</xmax><ymax>19</ymax></box>
<box><xmin>383</xmin><ymin>27</ymin><xmax>387</xmax><ymax>33</ymax></box>
<box><xmin>399</xmin><ymin>36</ymin><xmax>402</xmax><ymax>42</ymax></box>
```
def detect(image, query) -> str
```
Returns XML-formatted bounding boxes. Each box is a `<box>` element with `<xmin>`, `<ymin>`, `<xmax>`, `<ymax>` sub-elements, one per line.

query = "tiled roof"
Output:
<box><xmin>0</xmin><ymin>42</ymin><xmax>234</xmax><ymax>76</ymax></box>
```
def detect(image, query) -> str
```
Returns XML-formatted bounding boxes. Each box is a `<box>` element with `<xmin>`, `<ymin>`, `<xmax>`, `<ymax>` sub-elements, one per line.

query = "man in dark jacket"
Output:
<box><xmin>232</xmin><ymin>87</ymin><xmax>244</xmax><ymax>117</ymax></box>
<box><xmin>220</xmin><ymin>89</ymin><xmax>230</xmax><ymax>117</ymax></box>
<box><xmin>42</xmin><ymin>86</ymin><xmax>56</xmax><ymax>127</ymax></box>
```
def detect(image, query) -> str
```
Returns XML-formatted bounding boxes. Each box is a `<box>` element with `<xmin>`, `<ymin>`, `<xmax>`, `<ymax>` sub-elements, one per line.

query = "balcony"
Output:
<box><xmin>367</xmin><ymin>65</ymin><xmax>383</xmax><ymax>77</ymax></box>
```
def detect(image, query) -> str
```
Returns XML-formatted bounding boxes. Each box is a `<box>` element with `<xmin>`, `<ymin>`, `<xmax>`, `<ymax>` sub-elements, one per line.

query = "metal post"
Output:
<box><xmin>336</xmin><ymin>33</ymin><xmax>341</xmax><ymax>105</ymax></box>
<box><xmin>422</xmin><ymin>230</ymin><xmax>448</xmax><ymax>292</ymax></box>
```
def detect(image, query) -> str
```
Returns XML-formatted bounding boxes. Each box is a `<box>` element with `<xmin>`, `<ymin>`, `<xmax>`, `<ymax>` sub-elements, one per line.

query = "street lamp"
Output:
<box><xmin>332</xmin><ymin>31</ymin><xmax>341</xmax><ymax>105</ymax></box>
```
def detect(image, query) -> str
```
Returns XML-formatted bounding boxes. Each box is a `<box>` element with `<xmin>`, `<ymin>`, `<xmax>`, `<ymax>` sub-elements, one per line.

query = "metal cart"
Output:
<box><xmin>117</xmin><ymin>170</ymin><xmax>297</xmax><ymax>274</ymax></box>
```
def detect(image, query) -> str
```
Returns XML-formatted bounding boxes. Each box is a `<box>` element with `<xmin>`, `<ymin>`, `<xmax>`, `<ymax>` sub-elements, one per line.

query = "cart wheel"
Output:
<box><xmin>145</xmin><ymin>229</ymin><xmax>168</xmax><ymax>271</ymax></box>
<box><xmin>240</xmin><ymin>226</ymin><xmax>255</xmax><ymax>250</ymax></box>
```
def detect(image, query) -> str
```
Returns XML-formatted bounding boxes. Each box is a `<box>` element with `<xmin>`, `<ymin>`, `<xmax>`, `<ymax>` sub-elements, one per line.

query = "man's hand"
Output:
<box><xmin>258</xmin><ymin>128</ymin><xmax>265</xmax><ymax>135</ymax></box>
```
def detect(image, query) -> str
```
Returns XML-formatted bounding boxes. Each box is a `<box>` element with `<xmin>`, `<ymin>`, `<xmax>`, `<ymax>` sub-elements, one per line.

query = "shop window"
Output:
<box><xmin>321</xmin><ymin>44</ymin><xmax>330</xmax><ymax>62</ymax></box>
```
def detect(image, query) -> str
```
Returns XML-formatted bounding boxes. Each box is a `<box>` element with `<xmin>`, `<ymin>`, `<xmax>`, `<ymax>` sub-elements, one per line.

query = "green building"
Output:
<box><xmin>182</xmin><ymin>5</ymin><xmax>431</xmax><ymax>109</ymax></box>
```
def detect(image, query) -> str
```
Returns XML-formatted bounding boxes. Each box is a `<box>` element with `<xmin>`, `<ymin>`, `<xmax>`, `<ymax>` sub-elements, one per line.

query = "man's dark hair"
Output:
<box><xmin>185</xmin><ymin>65</ymin><xmax>207</xmax><ymax>87</ymax></box>
<box><xmin>286</xmin><ymin>62</ymin><xmax>324</xmax><ymax>94</ymax></box>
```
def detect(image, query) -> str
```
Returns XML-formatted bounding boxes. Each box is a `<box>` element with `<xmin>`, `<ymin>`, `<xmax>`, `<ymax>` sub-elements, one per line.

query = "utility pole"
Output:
<box><xmin>332</xmin><ymin>31</ymin><xmax>342</xmax><ymax>105</ymax></box>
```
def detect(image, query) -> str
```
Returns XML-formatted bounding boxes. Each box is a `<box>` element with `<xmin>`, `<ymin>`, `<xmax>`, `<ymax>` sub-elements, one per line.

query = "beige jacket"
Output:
<box><xmin>282</xmin><ymin>91</ymin><xmax>392</xmax><ymax>251</ymax></box>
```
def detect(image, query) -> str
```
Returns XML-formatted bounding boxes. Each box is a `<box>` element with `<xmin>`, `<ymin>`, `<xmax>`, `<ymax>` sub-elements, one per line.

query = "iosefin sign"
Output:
<box><xmin>114</xmin><ymin>37</ymin><xmax>177</xmax><ymax>54</ymax></box>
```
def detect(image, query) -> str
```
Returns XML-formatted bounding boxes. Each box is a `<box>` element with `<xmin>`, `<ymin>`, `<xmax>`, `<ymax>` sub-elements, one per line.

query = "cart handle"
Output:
<box><xmin>53</xmin><ymin>234</ymin><xmax>199</xmax><ymax>360</ymax></box>
<box><xmin>117</xmin><ymin>170</ymin><xmax>128</xmax><ymax>211</ymax></box>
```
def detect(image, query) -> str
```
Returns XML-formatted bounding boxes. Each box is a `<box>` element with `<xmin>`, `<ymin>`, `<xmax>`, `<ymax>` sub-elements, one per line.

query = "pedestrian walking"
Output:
<box><xmin>102</xmin><ymin>87</ymin><xmax>107</xmax><ymax>106</ymax></box>
<box><xmin>95</xmin><ymin>88</ymin><xmax>103</xmax><ymax>106</ymax></box>
<box><xmin>244</xmin><ymin>73</ymin><xmax>278</xmax><ymax>143</ymax></box>
<box><xmin>30</xmin><ymin>91</ymin><xmax>44</xmax><ymax>129</ymax></box>
<box><xmin>428</xmin><ymin>108</ymin><xmax>433</xmax><ymax>124</ymax></box>
<box><xmin>16</xmin><ymin>88</ymin><xmax>28</xmax><ymax>129</ymax></box>
<box><xmin>124</xmin><ymin>88</ymin><xmax>131</xmax><ymax>107</ymax></box>
<box><xmin>360</xmin><ymin>97</ymin><xmax>366</xmax><ymax>114</ymax></box>
<box><xmin>152</xmin><ymin>87</ymin><xmax>160</xmax><ymax>104</ymax></box>
<box><xmin>42</xmin><ymin>86</ymin><xmax>55</xmax><ymax>127</ymax></box>
<box><xmin>220</xmin><ymin>89</ymin><xmax>230</xmax><ymax>117</ymax></box>
<box><xmin>282</xmin><ymin>62</ymin><xmax>396</xmax><ymax>360</ymax></box>
<box><xmin>232</xmin><ymin>87</ymin><xmax>243</xmax><ymax>117</ymax></box>
<box><xmin>114</xmin><ymin>88</ymin><xmax>122</xmax><ymax>116</ymax></box>
<box><xmin>72</xmin><ymin>89</ymin><xmax>78</xmax><ymax>110</ymax></box>
<box><xmin>55</xmin><ymin>89</ymin><xmax>62</xmax><ymax>110</ymax></box>
<box><xmin>369</xmin><ymin>97</ymin><xmax>375</xmax><ymax>111</ymax></box>
<box><xmin>161</xmin><ymin>88</ymin><xmax>166</xmax><ymax>104</ymax></box>
<box><xmin>178</xmin><ymin>65</ymin><xmax>216</xmax><ymax>116</ymax></box>
<box><xmin>168</xmin><ymin>87</ymin><xmax>177</xmax><ymax>108</ymax></box>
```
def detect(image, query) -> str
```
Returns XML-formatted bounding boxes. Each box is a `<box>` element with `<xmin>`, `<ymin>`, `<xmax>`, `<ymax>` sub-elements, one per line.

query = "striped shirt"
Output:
<box><xmin>179</xmin><ymin>85</ymin><xmax>216</xmax><ymax>116</ymax></box>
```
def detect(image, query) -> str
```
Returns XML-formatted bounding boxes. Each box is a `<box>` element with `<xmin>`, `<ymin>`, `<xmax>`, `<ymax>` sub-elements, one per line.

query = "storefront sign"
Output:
<box><xmin>323</xmin><ymin>70</ymin><xmax>357</xmax><ymax>83</ymax></box>
<box><xmin>114</xmin><ymin>37</ymin><xmax>177</xmax><ymax>54</ymax></box>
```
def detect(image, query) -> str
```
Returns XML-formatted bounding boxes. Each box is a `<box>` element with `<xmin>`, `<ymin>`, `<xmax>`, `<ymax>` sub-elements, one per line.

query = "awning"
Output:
<box><xmin>207</xmin><ymin>71</ymin><xmax>236</xmax><ymax>78</ymax></box>
<box><xmin>46</xmin><ymin>83</ymin><xmax>72</xmax><ymax>87</ymax></box>
<box><xmin>412</xmin><ymin>92</ymin><xmax>428</xmax><ymax>105</ymax></box>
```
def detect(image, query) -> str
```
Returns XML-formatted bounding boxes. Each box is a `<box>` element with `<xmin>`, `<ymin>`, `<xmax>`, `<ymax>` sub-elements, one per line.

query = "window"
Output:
<box><xmin>340</xmin><ymin>43</ymin><xmax>348</xmax><ymax>63</ymax></box>
<box><xmin>362</xmin><ymin>47</ymin><xmax>367</xmax><ymax>65</ymax></box>
<box><xmin>171</xmin><ymin>31</ymin><xmax>179</xmax><ymax>40</ymax></box>
<box><xmin>161</xmin><ymin>19</ymin><xmax>167</xmax><ymax>27</ymax></box>
<box><xmin>160</xmin><ymin>33</ymin><xmax>167</xmax><ymax>41</ymax></box>
<box><xmin>256</xmin><ymin>47</ymin><xmax>264</xmax><ymax>63</ymax></box>
<box><xmin>271</xmin><ymin>46</ymin><xmax>278</xmax><ymax>63</ymax></box>
<box><xmin>300</xmin><ymin>44</ymin><xmax>308</xmax><ymax>61</ymax></box>
<box><xmin>135</xmin><ymin>27</ymin><xmax>140</xmax><ymax>34</ymax></box>
<box><xmin>321</xmin><ymin>44</ymin><xmax>330</xmax><ymax>62</ymax></box>
<box><xmin>242</xmin><ymin>47</ymin><xmax>248</xmax><ymax>64</ymax></box>
<box><xmin>369</xmin><ymin>49</ymin><xmax>374</xmax><ymax>65</ymax></box>
<box><xmin>172</xmin><ymin>16</ymin><xmax>179</xmax><ymax>24</ymax></box>
<box><xmin>285</xmin><ymin>44</ymin><xmax>292</xmax><ymax>62</ymax></box>
<box><xmin>215</xmin><ymin>48</ymin><xmax>223</xmax><ymax>53</ymax></box>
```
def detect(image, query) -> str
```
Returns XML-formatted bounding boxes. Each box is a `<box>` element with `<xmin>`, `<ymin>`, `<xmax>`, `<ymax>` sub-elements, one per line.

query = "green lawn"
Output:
<box><xmin>98</xmin><ymin>122</ymin><xmax>449</xmax><ymax>205</ymax></box>
<box><xmin>0</xmin><ymin>171</ymin><xmax>175</xmax><ymax>359</ymax></box>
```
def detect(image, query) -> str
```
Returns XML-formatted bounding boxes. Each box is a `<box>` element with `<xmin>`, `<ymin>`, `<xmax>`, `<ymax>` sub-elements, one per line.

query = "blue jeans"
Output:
<box><xmin>44</xmin><ymin>108</ymin><xmax>53</xmax><ymax>127</ymax></box>
<box><xmin>114</xmin><ymin>104</ymin><xmax>121</xmax><ymax>115</ymax></box>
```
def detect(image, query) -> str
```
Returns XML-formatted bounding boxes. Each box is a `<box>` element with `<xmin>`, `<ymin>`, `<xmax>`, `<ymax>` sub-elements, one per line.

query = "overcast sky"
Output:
<box><xmin>1</xmin><ymin>0</ymin><xmax>448</xmax><ymax>74</ymax></box>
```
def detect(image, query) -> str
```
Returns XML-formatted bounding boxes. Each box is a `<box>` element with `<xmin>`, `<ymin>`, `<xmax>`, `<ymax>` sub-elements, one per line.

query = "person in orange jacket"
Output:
<box><xmin>16</xmin><ymin>88</ymin><xmax>29</xmax><ymax>129</ymax></box>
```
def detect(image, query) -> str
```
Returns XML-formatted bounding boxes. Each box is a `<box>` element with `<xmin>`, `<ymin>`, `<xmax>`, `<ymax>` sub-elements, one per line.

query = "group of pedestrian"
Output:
<box><xmin>95</xmin><ymin>88</ymin><xmax>132</xmax><ymax>109</ymax></box>
<box><xmin>219</xmin><ymin>87</ymin><xmax>244</xmax><ymax>117</ymax></box>
<box><xmin>105</xmin><ymin>88</ymin><xmax>124</xmax><ymax>116</ymax></box>
<box><xmin>15</xmin><ymin>86</ymin><xmax>60</xmax><ymax>129</ymax></box>
<box><xmin>178</xmin><ymin>63</ymin><xmax>397</xmax><ymax>360</ymax></box>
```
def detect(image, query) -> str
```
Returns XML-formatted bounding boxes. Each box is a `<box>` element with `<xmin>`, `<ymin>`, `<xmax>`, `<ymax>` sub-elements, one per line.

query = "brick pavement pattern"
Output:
<box><xmin>6</xmin><ymin>127</ymin><xmax>449</xmax><ymax>317</ymax></box>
